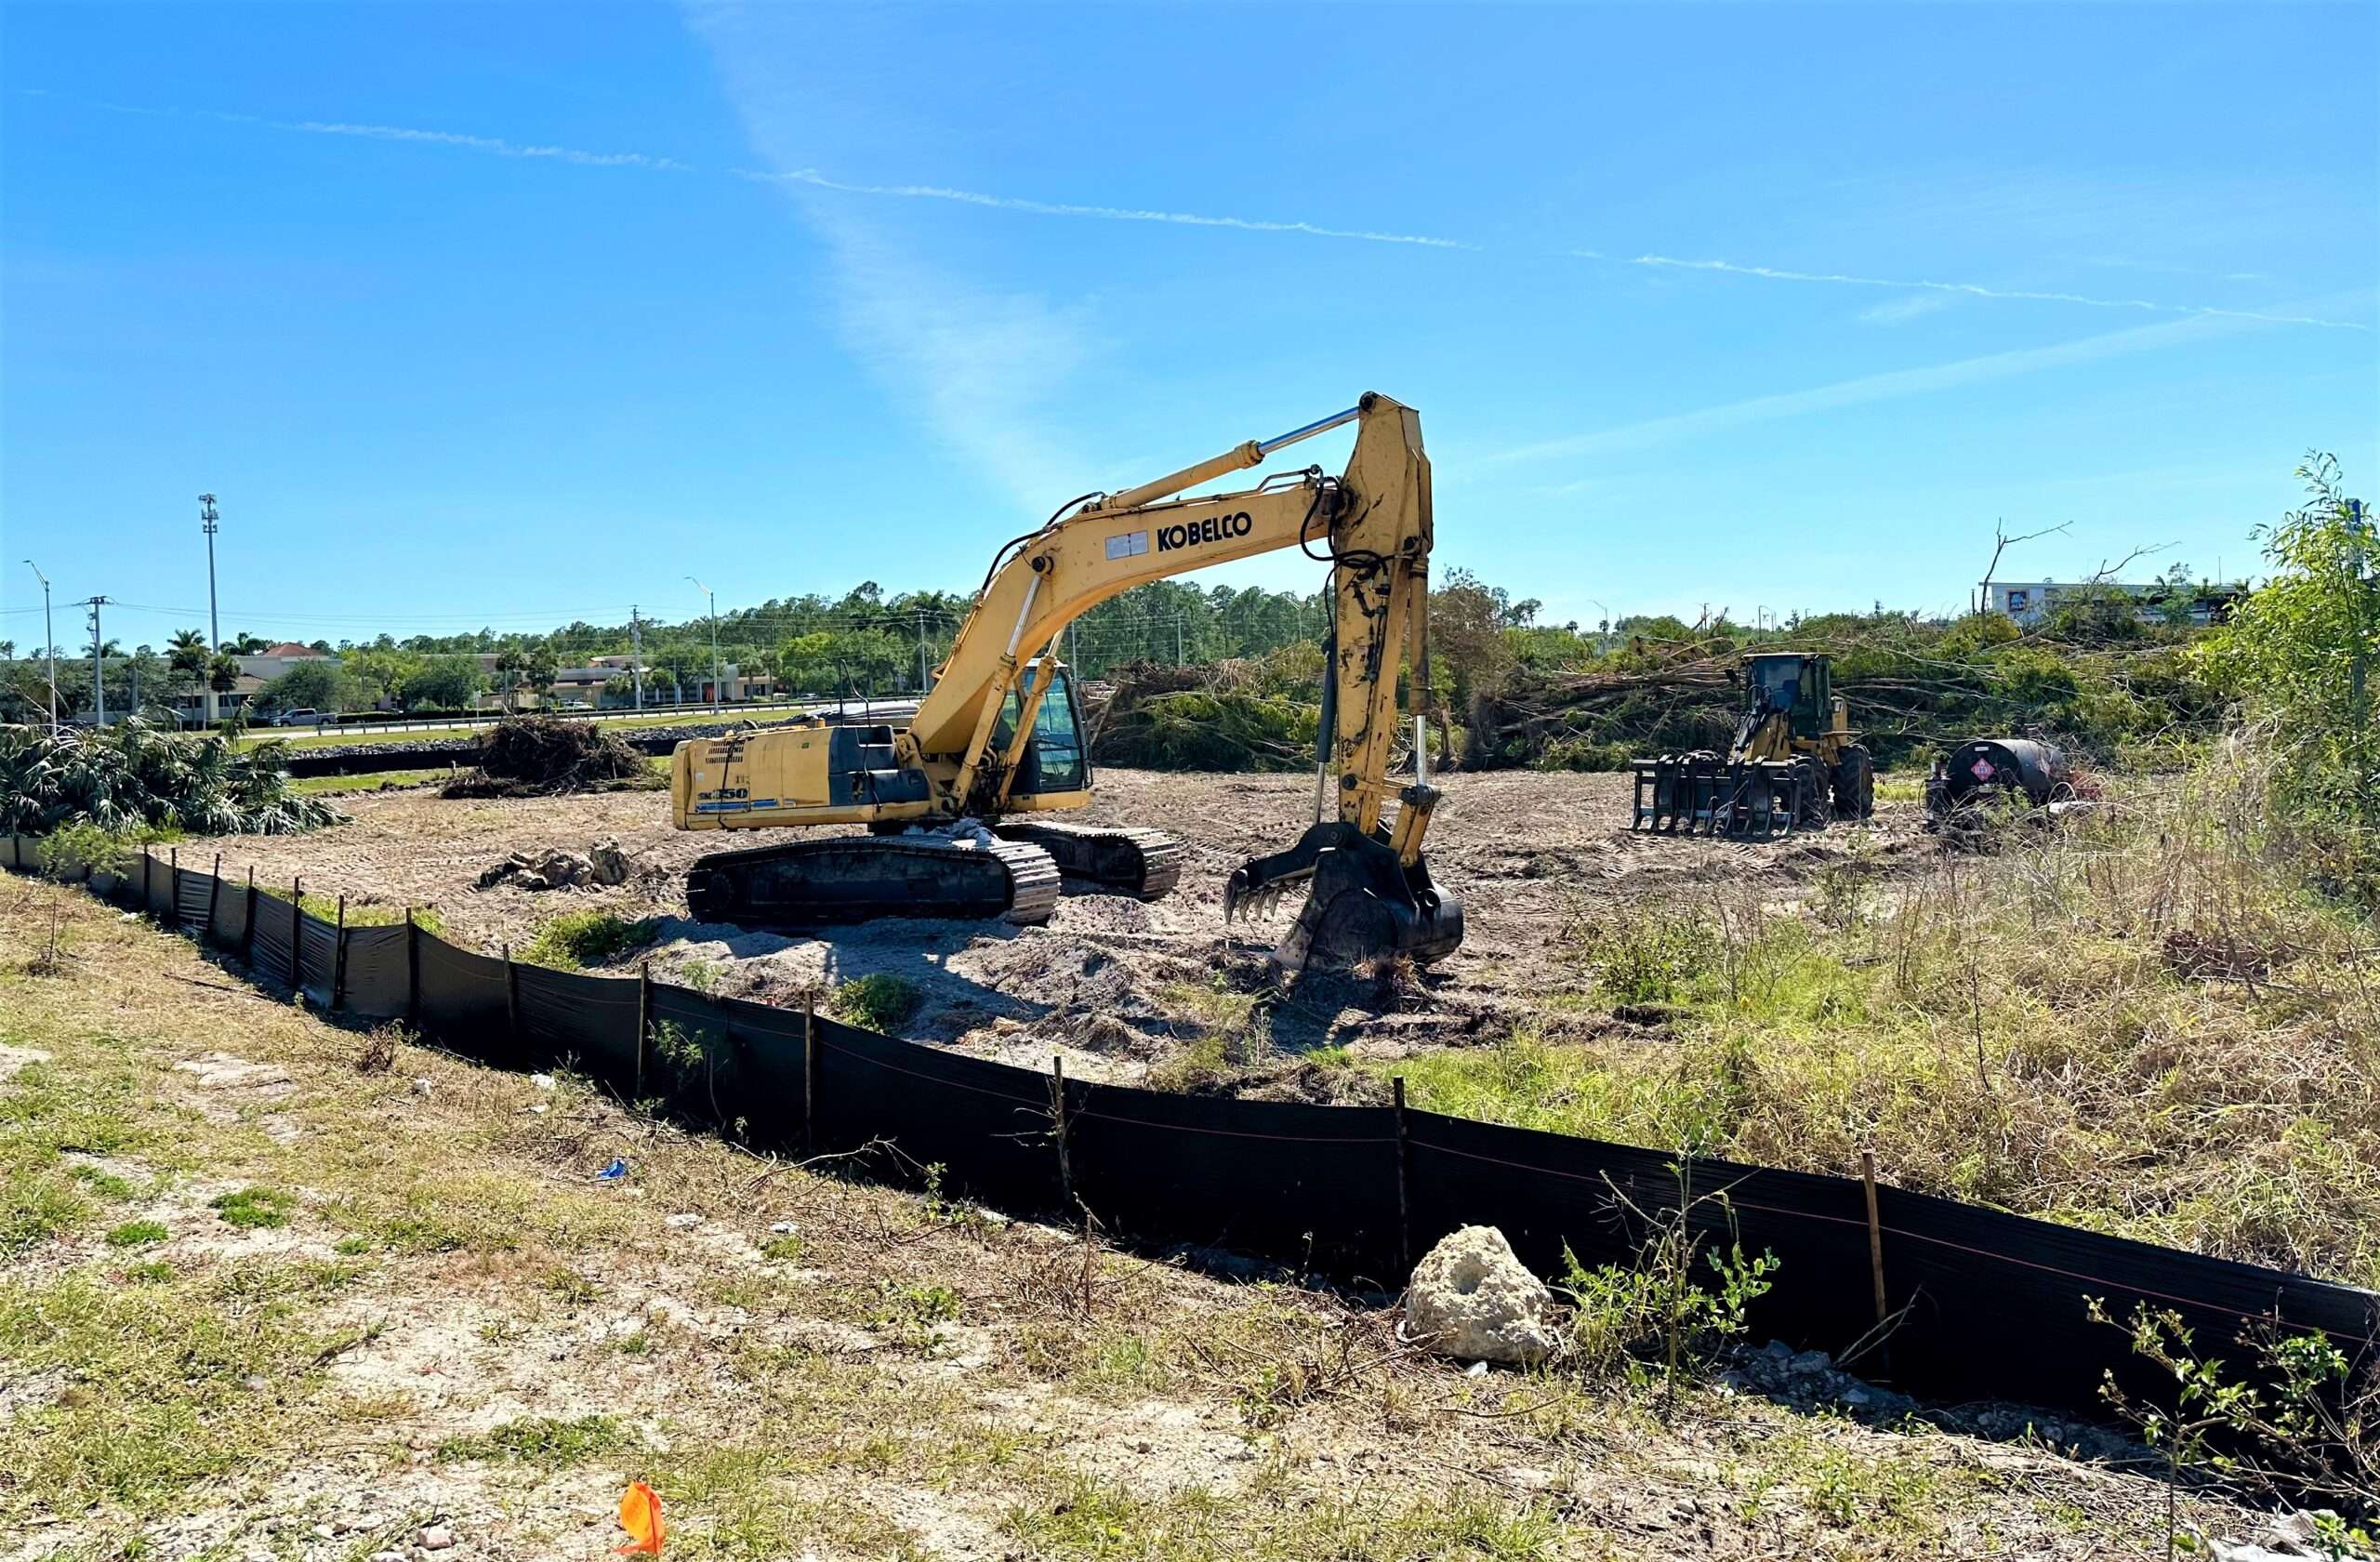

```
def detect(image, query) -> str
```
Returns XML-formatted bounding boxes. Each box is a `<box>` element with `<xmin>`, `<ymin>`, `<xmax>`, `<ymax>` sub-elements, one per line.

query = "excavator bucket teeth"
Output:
<box><xmin>1226</xmin><ymin>823</ymin><xmax>1463</xmax><ymax>973</ymax></box>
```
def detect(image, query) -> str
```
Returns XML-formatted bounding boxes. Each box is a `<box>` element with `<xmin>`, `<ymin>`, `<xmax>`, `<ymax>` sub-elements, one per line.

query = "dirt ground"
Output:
<box><xmin>2</xmin><ymin>878</ymin><xmax>2270</xmax><ymax>1561</ymax></box>
<box><xmin>197</xmin><ymin>770</ymin><xmax>1938</xmax><ymax>1084</ymax></box>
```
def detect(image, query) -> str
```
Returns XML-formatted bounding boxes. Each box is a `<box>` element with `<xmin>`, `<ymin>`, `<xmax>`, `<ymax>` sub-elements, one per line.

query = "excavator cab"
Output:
<box><xmin>990</xmin><ymin>660</ymin><xmax>1090</xmax><ymax>805</ymax></box>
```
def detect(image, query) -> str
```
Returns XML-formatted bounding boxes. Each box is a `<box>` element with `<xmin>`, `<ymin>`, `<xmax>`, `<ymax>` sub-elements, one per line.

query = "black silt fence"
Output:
<box><xmin>7</xmin><ymin>837</ymin><xmax>2374</xmax><ymax>1426</ymax></box>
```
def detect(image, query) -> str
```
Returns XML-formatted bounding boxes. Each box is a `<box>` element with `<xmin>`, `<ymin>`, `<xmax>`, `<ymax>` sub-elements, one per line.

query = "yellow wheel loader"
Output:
<box><xmin>667</xmin><ymin>392</ymin><xmax>1463</xmax><ymax>973</ymax></box>
<box><xmin>1631</xmin><ymin>652</ymin><xmax>1875</xmax><ymax>838</ymax></box>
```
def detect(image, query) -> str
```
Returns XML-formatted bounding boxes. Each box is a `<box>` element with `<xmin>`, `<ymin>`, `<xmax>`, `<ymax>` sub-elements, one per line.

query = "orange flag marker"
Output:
<box><xmin>615</xmin><ymin>1480</ymin><xmax>664</xmax><ymax>1555</ymax></box>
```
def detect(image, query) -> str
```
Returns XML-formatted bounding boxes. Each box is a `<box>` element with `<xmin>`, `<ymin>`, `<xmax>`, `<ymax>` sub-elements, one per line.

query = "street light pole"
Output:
<box><xmin>85</xmin><ymin>596</ymin><xmax>109</xmax><ymax>726</ymax></box>
<box><xmin>22</xmin><ymin>561</ymin><xmax>56</xmax><ymax>734</ymax></box>
<box><xmin>199</xmin><ymin>494</ymin><xmax>221</xmax><ymax>727</ymax></box>
<box><xmin>686</xmin><ymin>576</ymin><xmax>719</xmax><ymax>712</ymax></box>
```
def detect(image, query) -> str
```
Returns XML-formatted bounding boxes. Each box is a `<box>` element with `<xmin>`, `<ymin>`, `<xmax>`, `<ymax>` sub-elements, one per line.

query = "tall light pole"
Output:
<box><xmin>685</xmin><ymin>576</ymin><xmax>719</xmax><ymax>711</ymax></box>
<box><xmin>22</xmin><ymin>561</ymin><xmax>56</xmax><ymax>734</ymax></box>
<box><xmin>199</xmin><ymin>494</ymin><xmax>222</xmax><ymax>727</ymax></box>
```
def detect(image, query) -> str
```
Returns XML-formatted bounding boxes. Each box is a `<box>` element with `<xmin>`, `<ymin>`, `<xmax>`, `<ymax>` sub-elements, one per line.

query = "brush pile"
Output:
<box><xmin>1091</xmin><ymin>659</ymin><xmax>1319</xmax><ymax>772</ymax></box>
<box><xmin>1466</xmin><ymin>638</ymin><xmax>2220</xmax><ymax>772</ymax></box>
<box><xmin>443</xmin><ymin>716</ymin><xmax>650</xmax><ymax>798</ymax></box>
<box><xmin>0</xmin><ymin>720</ymin><xmax>342</xmax><ymax>835</ymax></box>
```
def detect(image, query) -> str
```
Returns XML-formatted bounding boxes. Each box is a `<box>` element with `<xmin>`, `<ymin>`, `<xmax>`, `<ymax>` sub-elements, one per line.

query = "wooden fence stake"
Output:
<box><xmin>1860</xmin><ymin>1150</ymin><xmax>1888</xmax><ymax>1323</ymax></box>
<box><xmin>291</xmin><ymin>877</ymin><xmax>304</xmax><ymax>993</ymax></box>
<box><xmin>635</xmin><ymin>963</ymin><xmax>652</xmax><ymax>1101</ymax></box>
<box><xmin>331</xmin><ymin>895</ymin><xmax>349</xmax><ymax>1013</ymax></box>
<box><xmin>205</xmin><ymin>854</ymin><xmax>222</xmax><ymax>944</ymax></box>
<box><xmin>169</xmin><ymin>847</ymin><xmax>178</xmax><ymax>927</ymax></box>
<box><xmin>243</xmin><ymin>867</ymin><xmax>257</xmax><ymax>964</ymax></box>
<box><xmin>1052</xmin><ymin>1054</ymin><xmax>1073</xmax><ymax>1212</ymax></box>
<box><xmin>142</xmin><ymin>850</ymin><xmax>152</xmax><ymax>909</ymax></box>
<box><xmin>1392</xmin><ymin>1077</ymin><xmax>1414</xmax><ymax>1276</ymax></box>
<box><xmin>802</xmin><ymin>992</ymin><xmax>819</xmax><ymax>1156</ymax></box>
<box><xmin>405</xmin><ymin>908</ymin><xmax>421</xmax><ymax>1028</ymax></box>
<box><xmin>1861</xmin><ymin>1149</ymin><xmax>1892</xmax><ymax>1377</ymax></box>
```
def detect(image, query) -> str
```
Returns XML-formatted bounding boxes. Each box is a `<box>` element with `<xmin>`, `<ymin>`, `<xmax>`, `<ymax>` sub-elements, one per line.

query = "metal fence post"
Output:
<box><xmin>635</xmin><ymin>963</ymin><xmax>652</xmax><ymax>1101</ymax></box>
<box><xmin>331</xmin><ymin>896</ymin><xmax>349</xmax><ymax>1013</ymax></box>
<box><xmin>802</xmin><ymin>992</ymin><xmax>818</xmax><ymax>1156</ymax></box>
<box><xmin>1392</xmin><ymin>1077</ymin><xmax>1414</xmax><ymax>1276</ymax></box>
<box><xmin>1052</xmin><ymin>1054</ymin><xmax>1073</xmax><ymax>1213</ymax></box>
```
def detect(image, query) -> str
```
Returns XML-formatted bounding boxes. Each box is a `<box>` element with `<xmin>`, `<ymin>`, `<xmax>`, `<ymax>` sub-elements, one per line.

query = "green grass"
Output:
<box><xmin>286</xmin><ymin>767</ymin><xmax>451</xmax><ymax>797</ymax></box>
<box><xmin>208</xmin><ymin>1187</ymin><xmax>296</xmax><ymax>1230</ymax></box>
<box><xmin>436</xmin><ymin>1413</ymin><xmax>635</xmax><ymax>1466</ymax></box>
<box><xmin>827</xmin><ymin>973</ymin><xmax>921</xmax><ymax>1033</ymax></box>
<box><xmin>103</xmin><ymin>1220</ymin><xmax>167</xmax><ymax>1248</ymax></box>
<box><xmin>1391</xmin><ymin>758</ymin><xmax>2380</xmax><ymax>1288</ymax></box>
<box><xmin>518</xmin><ymin>911</ymin><xmax>661</xmax><ymax>972</ymax></box>
<box><xmin>254</xmin><ymin>885</ymin><xmax>438</xmax><ymax>933</ymax></box>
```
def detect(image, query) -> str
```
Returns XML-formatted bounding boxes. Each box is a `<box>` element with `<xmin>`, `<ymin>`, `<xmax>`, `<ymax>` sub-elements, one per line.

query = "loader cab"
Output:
<box><xmin>1745</xmin><ymin>653</ymin><xmax>1831</xmax><ymax>740</ymax></box>
<box><xmin>995</xmin><ymin>658</ymin><xmax>1091</xmax><ymax>801</ymax></box>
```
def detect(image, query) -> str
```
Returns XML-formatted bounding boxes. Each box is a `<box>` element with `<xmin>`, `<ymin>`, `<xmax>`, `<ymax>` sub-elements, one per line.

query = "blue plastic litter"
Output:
<box><xmin>595</xmin><ymin>1158</ymin><xmax>628</xmax><ymax>1182</ymax></box>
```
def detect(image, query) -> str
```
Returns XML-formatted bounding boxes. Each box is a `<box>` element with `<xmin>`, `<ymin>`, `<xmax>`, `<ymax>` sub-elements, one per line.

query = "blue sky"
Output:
<box><xmin>5</xmin><ymin>2</ymin><xmax>2374</xmax><ymax>650</ymax></box>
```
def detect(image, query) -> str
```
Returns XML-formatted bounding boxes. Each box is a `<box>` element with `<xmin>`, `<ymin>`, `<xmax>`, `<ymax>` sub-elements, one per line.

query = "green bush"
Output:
<box><xmin>36</xmin><ymin>820</ymin><xmax>178</xmax><ymax>879</ymax></box>
<box><xmin>829</xmin><ymin>973</ymin><xmax>921</xmax><ymax>1032</ymax></box>
<box><xmin>1568</xmin><ymin>910</ymin><xmax>1718</xmax><ymax>1004</ymax></box>
<box><xmin>518</xmin><ymin>911</ymin><xmax>658</xmax><ymax>972</ymax></box>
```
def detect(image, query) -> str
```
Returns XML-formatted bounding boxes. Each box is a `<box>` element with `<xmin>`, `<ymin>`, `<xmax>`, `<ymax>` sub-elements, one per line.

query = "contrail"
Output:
<box><xmin>1621</xmin><ymin>254</ymin><xmax>2370</xmax><ymax>332</ymax></box>
<box><xmin>22</xmin><ymin>91</ymin><xmax>2367</xmax><ymax>326</ymax></box>
<box><xmin>741</xmin><ymin>168</ymin><xmax>1466</xmax><ymax>248</ymax></box>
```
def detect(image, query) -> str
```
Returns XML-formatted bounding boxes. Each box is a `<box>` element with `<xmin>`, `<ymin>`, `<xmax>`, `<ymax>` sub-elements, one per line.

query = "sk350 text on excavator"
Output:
<box><xmin>666</xmin><ymin>392</ymin><xmax>1463</xmax><ymax>973</ymax></box>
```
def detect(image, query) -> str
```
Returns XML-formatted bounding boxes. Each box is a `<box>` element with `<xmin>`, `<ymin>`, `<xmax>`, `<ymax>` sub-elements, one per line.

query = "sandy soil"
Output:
<box><xmin>197</xmin><ymin>770</ymin><xmax>1938</xmax><ymax>1083</ymax></box>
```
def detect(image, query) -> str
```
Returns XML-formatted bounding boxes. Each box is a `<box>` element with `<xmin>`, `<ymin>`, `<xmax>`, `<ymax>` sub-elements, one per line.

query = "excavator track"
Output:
<box><xmin>991</xmin><ymin>822</ymin><xmax>1184</xmax><ymax>900</ymax></box>
<box><xmin>686</xmin><ymin>835</ymin><xmax>1061</xmax><ymax>929</ymax></box>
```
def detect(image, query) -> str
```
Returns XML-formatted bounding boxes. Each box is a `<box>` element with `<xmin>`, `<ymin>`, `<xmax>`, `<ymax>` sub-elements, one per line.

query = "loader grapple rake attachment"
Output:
<box><xmin>1632</xmin><ymin>755</ymin><xmax>1803</xmax><ymax>840</ymax></box>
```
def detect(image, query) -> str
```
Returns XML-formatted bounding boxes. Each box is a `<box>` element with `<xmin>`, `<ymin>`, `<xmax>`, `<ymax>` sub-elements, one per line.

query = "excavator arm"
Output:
<box><xmin>901</xmin><ymin>390</ymin><xmax>1457</xmax><ymax>971</ymax></box>
<box><xmin>912</xmin><ymin>393</ymin><xmax>1437</xmax><ymax>848</ymax></box>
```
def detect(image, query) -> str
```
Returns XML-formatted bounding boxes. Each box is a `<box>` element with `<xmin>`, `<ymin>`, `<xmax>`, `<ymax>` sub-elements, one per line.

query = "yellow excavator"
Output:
<box><xmin>667</xmin><ymin>391</ymin><xmax>1463</xmax><ymax>973</ymax></box>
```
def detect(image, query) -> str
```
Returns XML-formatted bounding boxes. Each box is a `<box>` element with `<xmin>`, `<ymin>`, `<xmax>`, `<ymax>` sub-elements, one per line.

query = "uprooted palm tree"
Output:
<box><xmin>0</xmin><ymin>720</ymin><xmax>343</xmax><ymax>837</ymax></box>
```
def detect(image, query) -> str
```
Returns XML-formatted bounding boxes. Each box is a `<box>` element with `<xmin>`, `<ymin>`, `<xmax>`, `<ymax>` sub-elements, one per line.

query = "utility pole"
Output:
<box><xmin>22</xmin><ymin>561</ymin><xmax>57</xmax><ymax>734</ymax></box>
<box><xmin>686</xmin><ymin>576</ymin><xmax>719</xmax><ymax>711</ymax></box>
<box><xmin>916</xmin><ymin>610</ymin><xmax>931</xmax><ymax>694</ymax></box>
<box><xmin>199</xmin><ymin>495</ymin><xmax>222</xmax><ymax>727</ymax></box>
<box><xmin>1174</xmin><ymin>616</ymin><xmax>1183</xmax><ymax>665</ymax></box>
<box><xmin>85</xmin><ymin>596</ymin><xmax>109</xmax><ymax>726</ymax></box>
<box><xmin>629</xmin><ymin>606</ymin><xmax>644</xmax><ymax>711</ymax></box>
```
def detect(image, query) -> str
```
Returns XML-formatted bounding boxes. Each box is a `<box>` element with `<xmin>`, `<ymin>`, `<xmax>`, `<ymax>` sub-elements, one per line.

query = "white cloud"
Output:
<box><xmin>805</xmin><ymin>207</ymin><xmax>1100</xmax><ymax>513</ymax></box>
<box><xmin>1483</xmin><ymin>310</ymin><xmax>2264</xmax><ymax>467</ymax></box>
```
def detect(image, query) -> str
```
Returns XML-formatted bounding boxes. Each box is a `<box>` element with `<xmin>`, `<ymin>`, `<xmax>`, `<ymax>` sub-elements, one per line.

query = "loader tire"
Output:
<box><xmin>1833</xmin><ymin>745</ymin><xmax>1875</xmax><ymax>821</ymax></box>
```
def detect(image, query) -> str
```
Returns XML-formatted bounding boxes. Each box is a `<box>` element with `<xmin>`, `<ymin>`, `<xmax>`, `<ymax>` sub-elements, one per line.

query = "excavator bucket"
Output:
<box><xmin>1631</xmin><ymin>755</ymin><xmax>1803</xmax><ymax>840</ymax></box>
<box><xmin>1223</xmin><ymin>823</ymin><xmax>1464</xmax><ymax>973</ymax></box>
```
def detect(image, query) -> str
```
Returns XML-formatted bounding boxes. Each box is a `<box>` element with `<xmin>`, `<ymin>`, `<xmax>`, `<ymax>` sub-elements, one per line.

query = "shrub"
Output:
<box><xmin>1567</xmin><ymin>909</ymin><xmax>1718</xmax><ymax>1004</ymax></box>
<box><xmin>829</xmin><ymin>973</ymin><xmax>921</xmax><ymax>1033</ymax></box>
<box><xmin>519</xmin><ymin>911</ymin><xmax>658</xmax><ymax>972</ymax></box>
